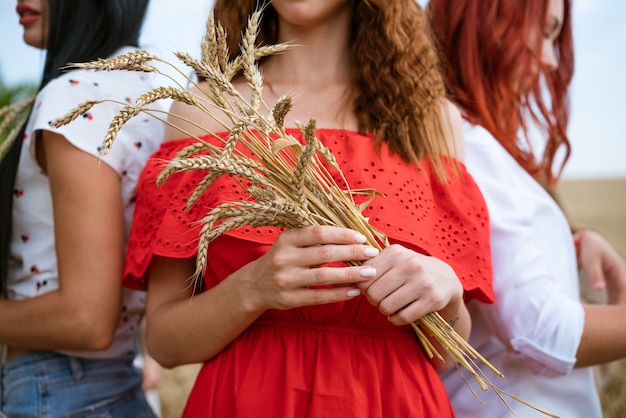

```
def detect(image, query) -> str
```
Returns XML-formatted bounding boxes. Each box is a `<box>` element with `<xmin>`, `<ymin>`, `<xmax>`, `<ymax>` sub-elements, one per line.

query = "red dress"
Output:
<box><xmin>124</xmin><ymin>129</ymin><xmax>493</xmax><ymax>417</ymax></box>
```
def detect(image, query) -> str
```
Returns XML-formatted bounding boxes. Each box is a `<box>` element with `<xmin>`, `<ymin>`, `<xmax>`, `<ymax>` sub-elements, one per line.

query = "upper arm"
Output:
<box><xmin>42</xmin><ymin>130</ymin><xmax>124</xmax><ymax>328</ymax></box>
<box><xmin>441</xmin><ymin>100</ymin><xmax>465</xmax><ymax>161</ymax></box>
<box><xmin>145</xmin><ymin>255</ymin><xmax>196</xmax><ymax>322</ymax></box>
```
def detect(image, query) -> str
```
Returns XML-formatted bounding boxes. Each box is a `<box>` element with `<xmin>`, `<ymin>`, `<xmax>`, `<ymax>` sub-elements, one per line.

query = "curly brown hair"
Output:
<box><xmin>214</xmin><ymin>0</ymin><xmax>452</xmax><ymax>175</ymax></box>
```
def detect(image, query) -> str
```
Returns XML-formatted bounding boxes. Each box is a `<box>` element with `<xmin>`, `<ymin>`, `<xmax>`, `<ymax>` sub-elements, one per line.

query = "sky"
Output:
<box><xmin>1</xmin><ymin>0</ymin><xmax>625</xmax><ymax>179</ymax></box>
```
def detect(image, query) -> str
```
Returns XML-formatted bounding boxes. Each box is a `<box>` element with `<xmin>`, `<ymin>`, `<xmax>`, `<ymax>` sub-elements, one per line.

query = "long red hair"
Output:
<box><xmin>214</xmin><ymin>0</ymin><xmax>452</xmax><ymax>176</ymax></box>
<box><xmin>427</xmin><ymin>0</ymin><xmax>574</xmax><ymax>185</ymax></box>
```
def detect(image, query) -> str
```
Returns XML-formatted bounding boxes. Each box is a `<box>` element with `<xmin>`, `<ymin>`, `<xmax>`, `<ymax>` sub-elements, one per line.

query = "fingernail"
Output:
<box><xmin>346</xmin><ymin>289</ymin><xmax>361</xmax><ymax>297</ymax></box>
<box><xmin>354</xmin><ymin>233</ymin><xmax>367</xmax><ymax>243</ymax></box>
<box><xmin>359</xmin><ymin>267</ymin><xmax>376</xmax><ymax>278</ymax></box>
<box><xmin>363</xmin><ymin>247</ymin><xmax>379</xmax><ymax>257</ymax></box>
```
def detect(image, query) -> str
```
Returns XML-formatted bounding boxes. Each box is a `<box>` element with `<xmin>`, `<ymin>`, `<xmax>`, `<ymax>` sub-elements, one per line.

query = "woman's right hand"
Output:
<box><xmin>238</xmin><ymin>225</ymin><xmax>381</xmax><ymax>312</ymax></box>
<box><xmin>146</xmin><ymin>225</ymin><xmax>380</xmax><ymax>367</ymax></box>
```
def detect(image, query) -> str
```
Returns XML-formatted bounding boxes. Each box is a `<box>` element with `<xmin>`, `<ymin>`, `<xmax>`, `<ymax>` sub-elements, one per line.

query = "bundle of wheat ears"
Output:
<box><xmin>52</xmin><ymin>9</ymin><xmax>557</xmax><ymax>417</ymax></box>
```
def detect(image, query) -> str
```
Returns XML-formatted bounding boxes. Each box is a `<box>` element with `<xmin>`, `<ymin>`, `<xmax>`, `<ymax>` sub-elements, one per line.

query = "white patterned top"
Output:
<box><xmin>7</xmin><ymin>47</ymin><xmax>164</xmax><ymax>359</ymax></box>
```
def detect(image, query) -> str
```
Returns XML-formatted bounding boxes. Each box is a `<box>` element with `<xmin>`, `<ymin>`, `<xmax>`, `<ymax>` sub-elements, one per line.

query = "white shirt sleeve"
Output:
<box><xmin>27</xmin><ymin>57</ymin><xmax>159</xmax><ymax>178</ymax></box>
<box><xmin>463</xmin><ymin>122</ymin><xmax>585</xmax><ymax>376</ymax></box>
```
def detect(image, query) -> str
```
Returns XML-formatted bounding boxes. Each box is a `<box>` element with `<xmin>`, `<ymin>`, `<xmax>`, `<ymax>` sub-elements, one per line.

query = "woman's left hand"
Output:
<box><xmin>357</xmin><ymin>244</ymin><xmax>464</xmax><ymax>326</ymax></box>
<box><xmin>576</xmin><ymin>229</ymin><xmax>626</xmax><ymax>304</ymax></box>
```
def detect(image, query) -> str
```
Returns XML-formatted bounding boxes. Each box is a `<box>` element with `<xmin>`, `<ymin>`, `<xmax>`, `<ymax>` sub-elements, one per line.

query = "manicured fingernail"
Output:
<box><xmin>354</xmin><ymin>233</ymin><xmax>367</xmax><ymax>243</ymax></box>
<box><xmin>363</xmin><ymin>247</ymin><xmax>379</xmax><ymax>257</ymax></box>
<box><xmin>346</xmin><ymin>289</ymin><xmax>361</xmax><ymax>297</ymax></box>
<box><xmin>359</xmin><ymin>267</ymin><xmax>376</xmax><ymax>278</ymax></box>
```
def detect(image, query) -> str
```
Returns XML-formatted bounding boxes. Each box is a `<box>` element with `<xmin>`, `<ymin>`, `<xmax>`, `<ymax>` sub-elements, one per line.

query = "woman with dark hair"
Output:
<box><xmin>427</xmin><ymin>0</ymin><xmax>626</xmax><ymax>416</ymax></box>
<box><xmin>124</xmin><ymin>0</ymin><xmax>494</xmax><ymax>416</ymax></box>
<box><xmin>0</xmin><ymin>0</ymin><xmax>163</xmax><ymax>416</ymax></box>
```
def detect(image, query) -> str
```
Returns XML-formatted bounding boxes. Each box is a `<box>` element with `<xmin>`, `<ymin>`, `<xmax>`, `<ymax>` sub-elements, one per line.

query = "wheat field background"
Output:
<box><xmin>154</xmin><ymin>178</ymin><xmax>626</xmax><ymax>418</ymax></box>
<box><xmin>559</xmin><ymin>178</ymin><xmax>626</xmax><ymax>418</ymax></box>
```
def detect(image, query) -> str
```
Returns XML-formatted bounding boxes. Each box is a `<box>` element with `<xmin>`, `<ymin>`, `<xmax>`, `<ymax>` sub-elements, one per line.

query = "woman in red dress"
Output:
<box><xmin>124</xmin><ymin>0</ymin><xmax>494</xmax><ymax>416</ymax></box>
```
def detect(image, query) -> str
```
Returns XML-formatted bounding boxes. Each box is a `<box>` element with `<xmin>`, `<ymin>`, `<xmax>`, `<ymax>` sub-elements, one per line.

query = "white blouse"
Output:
<box><xmin>7</xmin><ymin>47</ymin><xmax>164</xmax><ymax>360</ymax></box>
<box><xmin>442</xmin><ymin>121</ymin><xmax>602</xmax><ymax>417</ymax></box>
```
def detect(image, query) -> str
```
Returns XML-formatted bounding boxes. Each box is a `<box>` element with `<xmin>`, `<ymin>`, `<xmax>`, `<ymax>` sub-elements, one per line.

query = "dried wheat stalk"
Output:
<box><xmin>51</xmin><ymin>9</ymin><xmax>559</xmax><ymax>417</ymax></box>
<box><xmin>0</xmin><ymin>95</ymin><xmax>36</xmax><ymax>160</ymax></box>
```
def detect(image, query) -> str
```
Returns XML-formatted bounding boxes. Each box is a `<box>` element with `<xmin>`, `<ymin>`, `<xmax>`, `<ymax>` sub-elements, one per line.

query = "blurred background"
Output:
<box><xmin>2</xmin><ymin>0</ymin><xmax>625</xmax><ymax>180</ymax></box>
<box><xmin>1</xmin><ymin>0</ymin><xmax>624</xmax><ymax>417</ymax></box>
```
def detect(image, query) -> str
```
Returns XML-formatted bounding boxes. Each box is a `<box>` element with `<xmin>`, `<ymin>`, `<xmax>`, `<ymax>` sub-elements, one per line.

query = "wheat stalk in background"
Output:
<box><xmin>0</xmin><ymin>95</ymin><xmax>36</xmax><ymax>160</ymax></box>
<box><xmin>51</xmin><ymin>9</ymin><xmax>558</xmax><ymax>417</ymax></box>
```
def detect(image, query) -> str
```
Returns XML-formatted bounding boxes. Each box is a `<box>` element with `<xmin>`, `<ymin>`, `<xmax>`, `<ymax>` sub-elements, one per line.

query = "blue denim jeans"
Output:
<box><xmin>0</xmin><ymin>351</ymin><xmax>156</xmax><ymax>418</ymax></box>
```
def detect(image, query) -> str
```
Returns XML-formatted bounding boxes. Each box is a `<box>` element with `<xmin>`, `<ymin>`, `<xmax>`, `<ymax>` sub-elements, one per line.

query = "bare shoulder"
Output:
<box><xmin>163</xmin><ymin>80</ymin><xmax>247</xmax><ymax>142</ymax></box>
<box><xmin>440</xmin><ymin>99</ymin><xmax>465</xmax><ymax>161</ymax></box>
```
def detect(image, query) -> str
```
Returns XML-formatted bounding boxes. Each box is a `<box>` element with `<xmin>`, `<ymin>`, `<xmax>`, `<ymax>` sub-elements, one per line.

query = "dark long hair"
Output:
<box><xmin>0</xmin><ymin>0</ymin><xmax>150</xmax><ymax>293</ymax></box>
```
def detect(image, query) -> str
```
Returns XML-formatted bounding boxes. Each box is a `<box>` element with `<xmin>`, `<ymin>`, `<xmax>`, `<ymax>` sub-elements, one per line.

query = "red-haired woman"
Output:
<box><xmin>122</xmin><ymin>0</ymin><xmax>494</xmax><ymax>416</ymax></box>
<box><xmin>428</xmin><ymin>0</ymin><xmax>626</xmax><ymax>416</ymax></box>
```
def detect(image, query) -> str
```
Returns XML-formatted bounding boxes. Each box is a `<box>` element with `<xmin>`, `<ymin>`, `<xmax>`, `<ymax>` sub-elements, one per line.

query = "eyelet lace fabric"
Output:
<box><xmin>124</xmin><ymin>128</ymin><xmax>492</xmax><ymax>303</ymax></box>
<box><xmin>123</xmin><ymin>128</ymin><xmax>494</xmax><ymax>417</ymax></box>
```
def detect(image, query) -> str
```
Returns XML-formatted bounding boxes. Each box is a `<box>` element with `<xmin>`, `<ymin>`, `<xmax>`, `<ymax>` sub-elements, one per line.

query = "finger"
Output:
<box><xmin>292</xmin><ymin>286</ymin><xmax>363</xmax><ymax>307</ymax></box>
<box><xmin>361</xmin><ymin>246</ymin><xmax>428</xmax><ymax>300</ymax></box>
<box><xmin>358</xmin><ymin>245</ymin><xmax>403</xmax><ymax>291</ymax></box>
<box><xmin>287</xmin><ymin>225</ymin><xmax>368</xmax><ymax>248</ymax></box>
<box><xmin>302</xmin><ymin>264</ymin><xmax>377</xmax><ymax>288</ymax></box>
<box><xmin>387</xmin><ymin>299</ymin><xmax>431</xmax><ymax>326</ymax></box>
<box><xmin>363</xmin><ymin>273</ymin><xmax>403</xmax><ymax>307</ymax></box>
<box><xmin>377</xmin><ymin>280</ymin><xmax>449</xmax><ymax>325</ymax></box>
<box><xmin>376</xmin><ymin>286</ymin><xmax>419</xmax><ymax>317</ymax></box>
<box><xmin>299</xmin><ymin>243</ymin><xmax>379</xmax><ymax>268</ymax></box>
